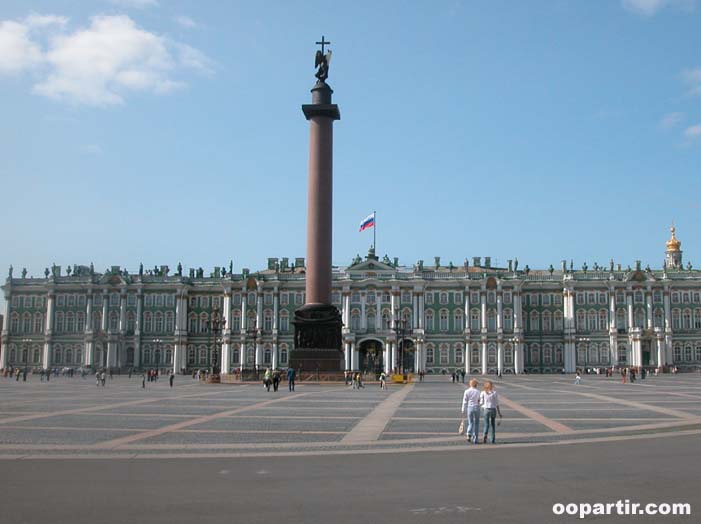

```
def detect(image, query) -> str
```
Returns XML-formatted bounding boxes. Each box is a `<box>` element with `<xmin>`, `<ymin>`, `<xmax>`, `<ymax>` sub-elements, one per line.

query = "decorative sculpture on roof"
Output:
<box><xmin>21</xmin><ymin>267</ymin><xmax>27</xmax><ymax>279</ymax></box>
<box><xmin>7</xmin><ymin>265</ymin><xmax>12</xmax><ymax>278</ymax></box>
<box><xmin>314</xmin><ymin>36</ymin><xmax>332</xmax><ymax>83</ymax></box>
<box><xmin>177</xmin><ymin>262</ymin><xmax>182</xmax><ymax>276</ymax></box>
<box><xmin>44</xmin><ymin>267</ymin><xmax>49</xmax><ymax>278</ymax></box>
<box><xmin>514</xmin><ymin>258</ymin><xmax>519</xmax><ymax>271</ymax></box>
<box><xmin>139</xmin><ymin>263</ymin><xmax>143</xmax><ymax>276</ymax></box>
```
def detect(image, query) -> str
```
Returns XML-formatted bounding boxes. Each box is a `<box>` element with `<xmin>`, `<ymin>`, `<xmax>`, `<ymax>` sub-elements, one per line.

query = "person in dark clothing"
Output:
<box><xmin>141</xmin><ymin>373</ymin><xmax>146</xmax><ymax>388</ymax></box>
<box><xmin>169</xmin><ymin>372</ymin><xmax>174</xmax><ymax>388</ymax></box>
<box><xmin>287</xmin><ymin>367</ymin><xmax>296</xmax><ymax>392</ymax></box>
<box><xmin>272</xmin><ymin>370</ymin><xmax>281</xmax><ymax>392</ymax></box>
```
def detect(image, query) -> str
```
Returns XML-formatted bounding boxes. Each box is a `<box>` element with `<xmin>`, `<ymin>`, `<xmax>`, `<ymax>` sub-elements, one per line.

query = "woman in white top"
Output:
<box><xmin>480</xmin><ymin>381</ymin><xmax>502</xmax><ymax>443</ymax></box>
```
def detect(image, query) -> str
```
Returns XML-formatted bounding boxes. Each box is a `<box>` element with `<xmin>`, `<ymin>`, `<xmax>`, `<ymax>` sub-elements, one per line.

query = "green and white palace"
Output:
<box><xmin>2</xmin><ymin>228</ymin><xmax>701</xmax><ymax>375</ymax></box>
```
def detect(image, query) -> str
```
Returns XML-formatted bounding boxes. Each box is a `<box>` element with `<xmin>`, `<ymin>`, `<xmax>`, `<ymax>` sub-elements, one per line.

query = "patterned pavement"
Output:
<box><xmin>0</xmin><ymin>372</ymin><xmax>700</xmax><ymax>458</ymax></box>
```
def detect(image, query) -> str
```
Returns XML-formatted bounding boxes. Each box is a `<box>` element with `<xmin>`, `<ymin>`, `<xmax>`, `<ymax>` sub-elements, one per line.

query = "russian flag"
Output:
<box><xmin>359</xmin><ymin>212</ymin><xmax>375</xmax><ymax>232</ymax></box>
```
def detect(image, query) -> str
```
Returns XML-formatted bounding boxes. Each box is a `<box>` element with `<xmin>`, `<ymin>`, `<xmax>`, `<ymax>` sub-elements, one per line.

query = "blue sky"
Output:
<box><xmin>1</xmin><ymin>0</ymin><xmax>700</xmax><ymax>305</ymax></box>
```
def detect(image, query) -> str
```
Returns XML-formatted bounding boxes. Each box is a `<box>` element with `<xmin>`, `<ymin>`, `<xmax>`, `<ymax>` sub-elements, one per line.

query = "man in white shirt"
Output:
<box><xmin>461</xmin><ymin>378</ymin><xmax>481</xmax><ymax>444</ymax></box>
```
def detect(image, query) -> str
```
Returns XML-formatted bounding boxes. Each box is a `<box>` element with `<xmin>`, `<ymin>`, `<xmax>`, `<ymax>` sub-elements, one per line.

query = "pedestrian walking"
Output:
<box><xmin>169</xmin><ymin>371</ymin><xmax>174</xmax><ymax>388</ymax></box>
<box><xmin>574</xmin><ymin>371</ymin><xmax>581</xmax><ymax>385</ymax></box>
<box><xmin>379</xmin><ymin>371</ymin><xmax>387</xmax><ymax>390</ymax></box>
<box><xmin>272</xmin><ymin>369</ymin><xmax>281</xmax><ymax>392</ymax></box>
<box><xmin>355</xmin><ymin>372</ymin><xmax>364</xmax><ymax>389</ymax></box>
<box><xmin>480</xmin><ymin>381</ymin><xmax>502</xmax><ymax>444</ymax></box>
<box><xmin>287</xmin><ymin>367</ymin><xmax>296</xmax><ymax>392</ymax></box>
<box><xmin>96</xmin><ymin>372</ymin><xmax>101</xmax><ymax>387</ymax></box>
<box><xmin>461</xmin><ymin>378</ymin><xmax>481</xmax><ymax>444</ymax></box>
<box><xmin>141</xmin><ymin>372</ymin><xmax>146</xmax><ymax>389</ymax></box>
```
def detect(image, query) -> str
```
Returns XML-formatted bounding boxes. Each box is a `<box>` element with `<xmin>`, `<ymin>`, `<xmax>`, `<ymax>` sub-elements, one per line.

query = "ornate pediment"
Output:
<box><xmin>347</xmin><ymin>259</ymin><xmax>396</xmax><ymax>272</ymax></box>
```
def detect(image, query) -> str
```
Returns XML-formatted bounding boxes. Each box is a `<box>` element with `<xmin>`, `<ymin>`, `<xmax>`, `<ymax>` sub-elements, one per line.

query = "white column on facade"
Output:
<box><xmin>514</xmin><ymin>292</ymin><xmax>522</xmax><ymax>331</ymax></box>
<box><xmin>219</xmin><ymin>291</ymin><xmax>231</xmax><ymax>375</ymax></box>
<box><xmin>255</xmin><ymin>339</ymin><xmax>262</xmax><ymax>370</ymax></box>
<box><xmin>272</xmin><ymin>342</ymin><xmax>278</xmax><ymax>370</ymax></box>
<box><xmin>360</xmin><ymin>292</ymin><xmax>367</xmax><ymax>330</ymax></box>
<box><xmin>85</xmin><ymin>293</ymin><xmax>93</xmax><ymax>333</ymax></box>
<box><xmin>390</xmin><ymin>291</ymin><xmax>398</xmax><ymax>329</ymax></box>
<box><xmin>101</xmin><ymin>292</ymin><xmax>108</xmax><ymax>331</ymax></box>
<box><xmin>46</xmin><ymin>292</ymin><xmax>55</xmax><ymax>334</ymax></box>
<box><xmin>626</xmin><ymin>292</ymin><xmax>633</xmax><ymax>332</ymax></box>
<box><xmin>480</xmin><ymin>291</ymin><xmax>487</xmax><ymax>332</ymax></box>
<box><xmin>609</xmin><ymin>291</ymin><xmax>616</xmax><ymax>331</ymax></box>
<box><xmin>342</xmin><ymin>292</ymin><xmax>350</xmax><ymax>328</ymax></box>
<box><xmin>241</xmin><ymin>287</ymin><xmax>248</xmax><ymax>333</ymax></box>
<box><xmin>646</xmin><ymin>290</ymin><xmax>653</xmax><ymax>330</ymax></box>
<box><xmin>119</xmin><ymin>292</ymin><xmax>127</xmax><ymax>333</ymax></box>
<box><xmin>412</xmin><ymin>293</ymin><xmax>419</xmax><ymax>329</ymax></box>
<box><xmin>42</xmin><ymin>341</ymin><xmax>52</xmax><ymax>370</ymax></box>
<box><xmin>656</xmin><ymin>336</ymin><xmax>665</xmax><ymax>368</ymax></box>
<box><xmin>464</xmin><ymin>288</ymin><xmax>470</xmax><ymax>333</ymax></box>
<box><xmin>0</xmin><ymin>293</ymin><xmax>9</xmax><ymax>368</ymax></box>
<box><xmin>273</xmin><ymin>290</ymin><xmax>279</xmax><ymax>331</ymax></box>
<box><xmin>256</xmin><ymin>288</ymin><xmax>263</xmax><ymax>332</ymax></box>
<box><xmin>134</xmin><ymin>292</ymin><xmax>143</xmax><ymax>369</ymax></box>
<box><xmin>418</xmin><ymin>293</ymin><xmax>424</xmax><ymax>329</ymax></box>
<box><xmin>663</xmin><ymin>289</ymin><xmax>671</xmax><ymax>332</ymax></box>
<box><xmin>513</xmin><ymin>342</ymin><xmax>522</xmax><ymax>374</ymax></box>
<box><xmin>350</xmin><ymin>341</ymin><xmax>357</xmax><ymax>370</ymax></box>
<box><xmin>497</xmin><ymin>341</ymin><xmax>504</xmax><ymax>375</ymax></box>
<box><xmin>496</xmin><ymin>291</ymin><xmax>503</xmax><ymax>332</ymax></box>
<box><xmin>84</xmin><ymin>341</ymin><xmax>93</xmax><ymax>367</ymax></box>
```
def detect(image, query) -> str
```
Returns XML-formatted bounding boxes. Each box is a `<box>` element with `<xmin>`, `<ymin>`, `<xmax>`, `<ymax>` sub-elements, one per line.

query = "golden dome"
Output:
<box><xmin>666</xmin><ymin>226</ymin><xmax>681</xmax><ymax>252</ymax></box>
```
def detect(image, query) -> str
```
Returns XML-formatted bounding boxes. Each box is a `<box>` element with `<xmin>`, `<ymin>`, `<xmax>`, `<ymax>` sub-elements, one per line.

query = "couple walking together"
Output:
<box><xmin>460</xmin><ymin>378</ymin><xmax>502</xmax><ymax>444</ymax></box>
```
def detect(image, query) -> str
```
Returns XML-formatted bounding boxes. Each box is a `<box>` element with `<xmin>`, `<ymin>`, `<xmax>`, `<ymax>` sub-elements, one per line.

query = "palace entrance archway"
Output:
<box><xmin>358</xmin><ymin>339</ymin><xmax>384</xmax><ymax>375</ymax></box>
<box><xmin>399</xmin><ymin>339</ymin><xmax>415</xmax><ymax>373</ymax></box>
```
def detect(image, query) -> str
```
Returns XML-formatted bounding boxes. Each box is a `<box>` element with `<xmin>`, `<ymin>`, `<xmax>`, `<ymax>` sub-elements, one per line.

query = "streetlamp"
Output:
<box><xmin>22</xmin><ymin>337</ymin><xmax>32</xmax><ymax>380</ymax></box>
<box><xmin>391</xmin><ymin>309</ymin><xmax>413</xmax><ymax>376</ymax></box>
<box><xmin>205</xmin><ymin>307</ymin><xmax>226</xmax><ymax>375</ymax></box>
<box><xmin>242</xmin><ymin>317</ymin><xmax>258</xmax><ymax>379</ymax></box>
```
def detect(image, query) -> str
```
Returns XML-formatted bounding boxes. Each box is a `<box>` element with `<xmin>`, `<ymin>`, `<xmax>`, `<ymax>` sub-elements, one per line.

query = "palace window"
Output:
<box><xmin>232</xmin><ymin>347</ymin><xmax>240</xmax><ymax>365</ymax></box>
<box><xmin>331</xmin><ymin>292</ymin><xmax>341</xmax><ymax>305</ymax></box>
<box><xmin>672</xmin><ymin>309</ymin><xmax>681</xmax><ymax>330</ymax></box>
<box><xmin>280</xmin><ymin>311</ymin><xmax>289</xmax><ymax>332</ymax></box>
<box><xmin>401</xmin><ymin>291</ymin><xmax>411</xmax><ymax>304</ymax></box>
<box><xmin>189</xmin><ymin>297</ymin><xmax>197</xmax><ymax>309</ymax></box>
<box><xmin>616</xmin><ymin>309</ymin><xmax>627</xmax><ymax>330</ymax></box>
<box><xmin>530</xmin><ymin>311</ymin><xmax>540</xmax><ymax>332</ymax></box>
<box><xmin>454</xmin><ymin>292</ymin><xmax>462</xmax><ymax>304</ymax></box>
<box><xmin>439</xmin><ymin>346</ymin><xmax>449</xmax><ymax>365</ymax></box>
<box><xmin>653</xmin><ymin>290</ymin><xmax>662</xmax><ymax>304</ymax></box>
<box><xmin>683</xmin><ymin>292</ymin><xmax>690</xmax><ymax>303</ymax></box>
<box><xmin>425</xmin><ymin>311</ymin><xmax>434</xmax><ymax>332</ymax></box>
<box><xmin>576</xmin><ymin>310</ymin><xmax>585</xmax><ymax>332</ymax></box>
<box><xmin>587</xmin><ymin>310</ymin><xmax>597</xmax><ymax>331</ymax></box>
<box><xmin>599</xmin><ymin>310</ymin><xmax>608</xmax><ymax>331</ymax></box>
<box><xmin>279</xmin><ymin>293</ymin><xmax>287</xmax><ymax>306</ymax></box>
<box><xmin>22</xmin><ymin>314</ymin><xmax>31</xmax><ymax>333</ymax></box>
<box><xmin>634</xmin><ymin>291</ymin><xmax>643</xmax><ymax>304</ymax></box>
<box><xmin>439</xmin><ymin>292</ymin><xmax>448</xmax><ymax>305</ymax></box>
<box><xmin>233</xmin><ymin>293</ymin><xmax>242</xmax><ymax>306</ymax></box>
<box><xmin>439</xmin><ymin>310</ymin><xmax>449</xmax><ymax>332</ymax></box>
<box><xmin>34</xmin><ymin>313</ymin><xmax>44</xmax><ymax>334</ymax></box>
<box><xmin>503</xmin><ymin>292</ymin><xmax>512</xmax><ymax>304</ymax></box>
<box><xmin>33</xmin><ymin>347</ymin><xmax>41</xmax><ymax>364</ymax></box>
<box><xmin>155</xmin><ymin>294</ymin><xmax>164</xmax><ymax>307</ymax></box>
<box><xmin>382</xmin><ymin>312</ymin><xmax>390</xmax><ymax>330</ymax></box>
<box><xmin>155</xmin><ymin>312</ymin><xmax>164</xmax><ymax>333</ymax></box>
<box><xmin>280</xmin><ymin>347</ymin><xmax>288</xmax><ymax>364</ymax></box>
<box><xmin>426</xmin><ymin>347</ymin><xmax>434</xmax><ymax>365</ymax></box>
<box><xmin>471</xmin><ymin>345</ymin><xmax>480</xmax><ymax>365</ymax></box>
<box><xmin>616</xmin><ymin>291</ymin><xmax>625</xmax><ymax>304</ymax></box>
<box><xmin>588</xmin><ymin>293</ymin><xmax>595</xmax><ymax>304</ymax></box>
<box><xmin>351</xmin><ymin>292</ymin><xmax>360</xmax><ymax>303</ymax></box>
<box><xmin>542</xmin><ymin>311</ymin><xmax>552</xmax><ymax>332</ymax></box>
<box><xmin>654</xmin><ymin>308</ymin><xmax>664</xmax><ymax>329</ymax></box>
<box><xmin>503</xmin><ymin>309</ymin><xmax>513</xmax><ymax>331</ymax></box>
<box><xmin>367</xmin><ymin>312</ymin><xmax>376</xmax><ymax>331</ymax></box>
<box><xmin>694</xmin><ymin>309</ymin><xmax>701</xmax><ymax>329</ymax></box>
<box><xmin>57</xmin><ymin>295</ymin><xmax>65</xmax><ymax>307</ymax></box>
<box><xmin>367</xmin><ymin>292</ymin><xmax>376</xmax><ymax>304</ymax></box>
<box><xmin>165</xmin><ymin>312</ymin><xmax>174</xmax><ymax>333</ymax></box>
<box><xmin>554</xmin><ymin>311</ymin><xmax>563</xmax><ymax>331</ymax></box>
<box><xmin>264</xmin><ymin>348</ymin><xmax>272</xmax><ymax>364</ymax></box>
<box><xmin>504</xmin><ymin>344</ymin><xmax>513</xmax><ymax>365</ymax></box>
<box><xmin>212</xmin><ymin>296</ymin><xmax>221</xmax><ymax>309</ymax></box>
<box><xmin>54</xmin><ymin>346</ymin><xmax>62</xmax><ymax>363</ymax></box>
<box><xmin>264</xmin><ymin>310</ymin><xmax>273</xmax><ymax>331</ymax></box>
<box><xmin>202</xmin><ymin>296</ymin><xmax>211</xmax><ymax>308</ymax></box>
<box><xmin>673</xmin><ymin>344</ymin><xmax>682</xmax><ymax>362</ymax></box>
<box><xmin>66</xmin><ymin>312</ymin><xmax>75</xmax><ymax>333</ymax></box>
<box><xmin>599</xmin><ymin>293</ymin><xmax>607</xmax><ymax>304</ymax></box>
<box><xmin>488</xmin><ymin>309</ymin><xmax>497</xmax><ymax>332</ymax></box>
<box><xmin>189</xmin><ymin>314</ymin><xmax>197</xmax><ymax>333</ymax></box>
<box><xmin>682</xmin><ymin>309</ymin><xmax>692</xmax><ymax>330</ymax></box>
<box><xmin>425</xmin><ymin>293</ymin><xmax>434</xmax><ymax>305</ymax></box>
<box><xmin>471</xmin><ymin>292</ymin><xmax>479</xmax><ymax>305</ymax></box>
<box><xmin>187</xmin><ymin>346</ymin><xmax>196</xmax><ymax>365</ymax></box>
<box><xmin>672</xmin><ymin>292</ymin><xmax>680</xmax><ymax>304</ymax></box>
<box><xmin>264</xmin><ymin>293</ymin><xmax>273</xmax><ymax>306</ymax></box>
<box><xmin>555</xmin><ymin>344</ymin><xmax>564</xmax><ymax>364</ymax></box>
<box><xmin>542</xmin><ymin>294</ymin><xmax>551</xmax><ymax>306</ymax></box>
<box><xmin>554</xmin><ymin>294</ymin><xmax>562</xmax><ymax>306</ymax></box>
<box><xmin>599</xmin><ymin>343</ymin><xmax>609</xmax><ymax>364</ymax></box>
<box><xmin>232</xmin><ymin>311</ymin><xmax>242</xmax><ymax>332</ymax></box>
<box><xmin>146</xmin><ymin>295</ymin><xmax>154</xmax><ymax>307</ymax></box>
<box><xmin>126</xmin><ymin>312</ymin><xmax>135</xmax><ymax>333</ymax></box>
<box><xmin>635</xmin><ymin>309</ymin><xmax>645</xmax><ymax>329</ymax></box>
<box><xmin>470</xmin><ymin>309</ymin><xmax>479</xmax><ymax>331</ymax></box>
<box><xmin>127</xmin><ymin>294</ymin><xmax>137</xmax><ymax>306</ymax></box>
<box><xmin>351</xmin><ymin>312</ymin><xmax>360</xmax><ymax>331</ymax></box>
<box><xmin>576</xmin><ymin>293</ymin><xmax>585</xmax><ymax>305</ymax></box>
<box><xmin>487</xmin><ymin>292</ymin><xmax>496</xmax><ymax>304</ymax></box>
<box><xmin>454</xmin><ymin>311</ymin><xmax>464</xmax><ymax>332</ymax></box>
<box><xmin>543</xmin><ymin>344</ymin><xmax>553</xmax><ymax>365</ymax></box>
<box><xmin>455</xmin><ymin>346</ymin><xmax>464</xmax><ymax>365</ymax></box>
<box><xmin>110</xmin><ymin>293</ymin><xmax>119</xmax><ymax>306</ymax></box>
<box><xmin>56</xmin><ymin>313</ymin><xmax>65</xmax><ymax>333</ymax></box>
<box><xmin>617</xmin><ymin>345</ymin><xmax>627</xmax><ymax>364</ymax></box>
<box><xmin>200</xmin><ymin>313</ymin><xmax>210</xmax><ymax>333</ymax></box>
<box><xmin>295</xmin><ymin>292</ymin><xmax>303</xmax><ymax>305</ymax></box>
<box><xmin>144</xmin><ymin>312</ymin><xmax>153</xmax><ymax>333</ymax></box>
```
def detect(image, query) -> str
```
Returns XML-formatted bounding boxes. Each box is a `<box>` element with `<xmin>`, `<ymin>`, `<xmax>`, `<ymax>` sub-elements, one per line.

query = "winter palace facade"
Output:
<box><xmin>2</xmin><ymin>228</ymin><xmax>701</xmax><ymax>375</ymax></box>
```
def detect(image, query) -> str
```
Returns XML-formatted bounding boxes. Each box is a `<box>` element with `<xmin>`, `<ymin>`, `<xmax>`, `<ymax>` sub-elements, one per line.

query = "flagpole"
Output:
<box><xmin>373</xmin><ymin>210</ymin><xmax>376</xmax><ymax>252</ymax></box>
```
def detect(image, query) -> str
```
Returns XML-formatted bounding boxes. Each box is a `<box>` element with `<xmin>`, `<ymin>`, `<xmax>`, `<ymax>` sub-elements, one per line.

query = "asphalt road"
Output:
<box><xmin>1</xmin><ymin>433</ymin><xmax>698</xmax><ymax>524</ymax></box>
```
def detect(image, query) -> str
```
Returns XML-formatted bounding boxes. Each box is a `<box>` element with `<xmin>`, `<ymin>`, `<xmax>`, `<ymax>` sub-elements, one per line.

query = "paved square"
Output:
<box><xmin>1</xmin><ymin>373</ymin><xmax>700</xmax><ymax>458</ymax></box>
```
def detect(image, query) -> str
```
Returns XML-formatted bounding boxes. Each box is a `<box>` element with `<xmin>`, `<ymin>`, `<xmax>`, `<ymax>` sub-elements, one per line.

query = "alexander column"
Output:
<box><xmin>290</xmin><ymin>36</ymin><xmax>343</xmax><ymax>373</ymax></box>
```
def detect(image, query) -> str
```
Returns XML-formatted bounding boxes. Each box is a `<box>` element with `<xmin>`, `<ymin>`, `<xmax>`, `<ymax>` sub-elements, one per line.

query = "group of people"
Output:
<box><xmin>460</xmin><ymin>379</ymin><xmax>503</xmax><ymax>444</ymax></box>
<box><xmin>261</xmin><ymin>368</ymin><xmax>297</xmax><ymax>392</ymax></box>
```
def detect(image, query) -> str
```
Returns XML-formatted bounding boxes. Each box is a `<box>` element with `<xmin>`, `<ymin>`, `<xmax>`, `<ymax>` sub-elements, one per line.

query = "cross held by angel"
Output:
<box><xmin>314</xmin><ymin>35</ymin><xmax>332</xmax><ymax>83</ymax></box>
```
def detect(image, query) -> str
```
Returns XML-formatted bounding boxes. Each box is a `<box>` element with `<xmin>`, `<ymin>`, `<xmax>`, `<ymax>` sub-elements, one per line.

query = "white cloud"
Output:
<box><xmin>682</xmin><ymin>67</ymin><xmax>701</xmax><ymax>96</ymax></box>
<box><xmin>622</xmin><ymin>0</ymin><xmax>696</xmax><ymax>15</ymax></box>
<box><xmin>683</xmin><ymin>124</ymin><xmax>701</xmax><ymax>144</ymax></box>
<box><xmin>0</xmin><ymin>20</ymin><xmax>43</xmax><ymax>74</ymax></box>
<box><xmin>0</xmin><ymin>13</ymin><xmax>213</xmax><ymax>106</ymax></box>
<box><xmin>108</xmin><ymin>0</ymin><xmax>159</xmax><ymax>8</ymax></box>
<box><xmin>174</xmin><ymin>15</ymin><xmax>198</xmax><ymax>29</ymax></box>
<box><xmin>660</xmin><ymin>112</ymin><xmax>684</xmax><ymax>128</ymax></box>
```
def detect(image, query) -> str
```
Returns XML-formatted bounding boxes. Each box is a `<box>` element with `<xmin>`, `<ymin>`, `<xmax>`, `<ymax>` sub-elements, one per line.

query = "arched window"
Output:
<box><xmin>231</xmin><ymin>310</ymin><xmax>242</xmax><ymax>332</ymax></box>
<box><xmin>684</xmin><ymin>344</ymin><xmax>693</xmax><ymax>362</ymax></box>
<box><xmin>467</xmin><ymin>344</ymin><xmax>478</xmax><ymax>365</ymax></box>
<box><xmin>54</xmin><ymin>345</ymin><xmax>62</xmax><ymax>363</ymax></box>
<box><xmin>673</xmin><ymin>343</ymin><xmax>682</xmax><ymax>362</ymax></box>
<box><xmin>454</xmin><ymin>310</ymin><xmax>464</xmax><ymax>332</ymax></box>
<box><xmin>66</xmin><ymin>347</ymin><xmax>73</xmax><ymax>363</ymax></box>
<box><xmin>439</xmin><ymin>309</ymin><xmax>449</xmax><ymax>331</ymax></box>
<box><xmin>382</xmin><ymin>311</ymin><xmax>391</xmax><ymax>330</ymax></box>
<box><xmin>165</xmin><ymin>348</ymin><xmax>173</xmax><ymax>364</ymax></box>
<box><xmin>487</xmin><ymin>309</ymin><xmax>497</xmax><ymax>332</ymax></box>
<box><xmin>576</xmin><ymin>344</ymin><xmax>586</xmax><ymax>365</ymax></box>
<box><xmin>695</xmin><ymin>343</ymin><xmax>701</xmax><ymax>362</ymax></box>
<box><xmin>264</xmin><ymin>347</ymin><xmax>272</xmax><ymax>364</ymax></box>
<box><xmin>504</xmin><ymin>343</ymin><xmax>513</xmax><ymax>365</ymax></box>
<box><xmin>487</xmin><ymin>343</ymin><xmax>497</xmax><ymax>365</ymax></box>
<box><xmin>126</xmin><ymin>311</ymin><xmax>135</xmax><ymax>332</ymax></box>
<box><xmin>682</xmin><ymin>309</ymin><xmax>692</xmax><ymax>330</ymax></box>
<box><xmin>425</xmin><ymin>310</ymin><xmax>434</xmax><ymax>332</ymax></box>
<box><xmin>351</xmin><ymin>311</ymin><xmax>360</xmax><ymax>331</ymax></box>
<box><xmin>576</xmin><ymin>310</ymin><xmax>585</xmax><ymax>332</ymax></box>
<box><xmin>635</xmin><ymin>309</ymin><xmax>646</xmax><ymax>329</ymax></box>
<box><xmin>695</xmin><ymin>309</ymin><xmax>701</xmax><ymax>329</ymax></box>
<box><xmin>246</xmin><ymin>311</ymin><xmax>256</xmax><ymax>331</ymax></box>
<box><xmin>455</xmin><ymin>345</ymin><xmax>464</xmax><ymax>365</ymax></box>
<box><xmin>555</xmin><ymin>344</ymin><xmax>563</xmax><ymax>364</ymax></box>
<box><xmin>367</xmin><ymin>311</ymin><xmax>376</xmax><ymax>331</ymax></box>
<box><xmin>470</xmin><ymin>309</ymin><xmax>480</xmax><ymax>331</ymax></box>
<box><xmin>76</xmin><ymin>348</ymin><xmax>83</xmax><ymax>364</ymax></box>
<box><xmin>672</xmin><ymin>309</ymin><xmax>681</xmax><ymax>330</ymax></box>
<box><xmin>263</xmin><ymin>310</ymin><xmax>273</xmax><ymax>331</ymax></box>
<box><xmin>542</xmin><ymin>311</ymin><xmax>552</xmax><ymax>332</ymax></box>
<box><xmin>126</xmin><ymin>347</ymin><xmax>134</xmax><ymax>365</ymax></box>
<box><xmin>155</xmin><ymin>312</ymin><xmax>164</xmax><ymax>333</ymax></box>
<box><xmin>93</xmin><ymin>311</ymin><xmax>102</xmax><ymax>331</ymax></box>
<box><xmin>279</xmin><ymin>311</ymin><xmax>289</xmax><ymax>332</ymax></box>
<box><xmin>439</xmin><ymin>345</ymin><xmax>449</xmax><ymax>365</ymax></box>
<box><xmin>32</xmin><ymin>347</ymin><xmax>41</xmax><ymax>364</ymax></box>
<box><xmin>143</xmin><ymin>348</ymin><xmax>151</xmax><ymax>364</ymax></box>
<box><xmin>543</xmin><ymin>344</ymin><xmax>552</xmax><ymax>365</ymax></box>
<box><xmin>588</xmin><ymin>343</ymin><xmax>598</xmax><ymax>364</ymax></box>
<box><xmin>587</xmin><ymin>310</ymin><xmax>597</xmax><ymax>331</ymax></box>
<box><xmin>165</xmin><ymin>312</ymin><xmax>174</xmax><ymax>333</ymax></box>
<box><xmin>33</xmin><ymin>313</ymin><xmax>43</xmax><ymax>334</ymax></box>
<box><xmin>600</xmin><ymin>343</ymin><xmax>610</xmax><ymax>364</ymax></box>
<box><xmin>56</xmin><ymin>312</ymin><xmax>65</xmax><ymax>333</ymax></box>
<box><xmin>10</xmin><ymin>313</ymin><xmax>19</xmax><ymax>334</ymax></box>
<box><xmin>22</xmin><ymin>313</ymin><xmax>32</xmax><ymax>334</ymax></box>
<box><xmin>66</xmin><ymin>312</ymin><xmax>75</xmax><ymax>333</ymax></box>
<box><xmin>529</xmin><ymin>344</ymin><xmax>540</xmax><ymax>365</ymax></box>
<box><xmin>154</xmin><ymin>348</ymin><xmax>161</xmax><ymax>365</ymax></box>
<box><xmin>9</xmin><ymin>346</ymin><xmax>17</xmax><ymax>363</ymax></box>
<box><xmin>200</xmin><ymin>313</ymin><xmax>209</xmax><ymax>333</ymax></box>
<box><xmin>617</xmin><ymin>344</ymin><xmax>627</xmax><ymax>364</ymax></box>
<box><xmin>503</xmin><ymin>309</ymin><xmax>513</xmax><ymax>331</ymax></box>
<box><xmin>280</xmin><ymin>346</ymin><xmax>288</xmax><ymax>364</ymax></box>
<box><xmin>554</xmin><ymin>311</ymin><xmax>563</xmax><ymax>331</ymax></box>
<box><xmin>616</xmin><ymin>309</ymin><xmax>627</xmax><ymax>330</ymax></box>
<box><xmin>530</xmin><ymin>311</ymin><xmax>540</xmax><ymax>332</ymax></box>
<box><xmin>654</xmin><ymin>308</ymin><xmax>664</xmax><ymax>329</ymax></box>
<box><xmin>199</xmin><ymin>346</ymin><xmax>208</xmax><ymax>365</ymax></box>
<box><xmin>144</xmin><ymin>312</ymin><xmax>153</xmax><ymax>333</ymax></box>
<box><xmin>76</xmin><ymin>312</ymin><xmax>85</xmax><ymax>332</ymax></box>
<box><xmin>232</xmin><ymin>345</ymin><xmax>240</xmax><ymax>364</ymax></box>
<box><xmin>598</xmin><ymin>310</ymin><xmax>608</xmax><ymax>331</ymax></box>
<box><xmin>109</xmin><ymin>311</ymin><xmax>119</xmax><ymax>331</ymax></box>
<box><xmin>426</xmin><ymin>346</ymin><xmax>434</xmax><ymax>364</ymax></box>
<box><xmin>187</xmin><ymin>345</ymin><xmax>196</xmax><ymax>365</ymax></box>
<box><xmin>189</xmin><ymin>314</ymin><xmax>197</xmax><ymax>333</ymax></box>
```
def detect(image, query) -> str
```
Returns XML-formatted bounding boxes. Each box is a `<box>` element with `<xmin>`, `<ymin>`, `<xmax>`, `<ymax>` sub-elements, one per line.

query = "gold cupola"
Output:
<box><xmin>666</xmin><ymin>226</ymin><xmax>681</xmax><ymax>252</ymax></box>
